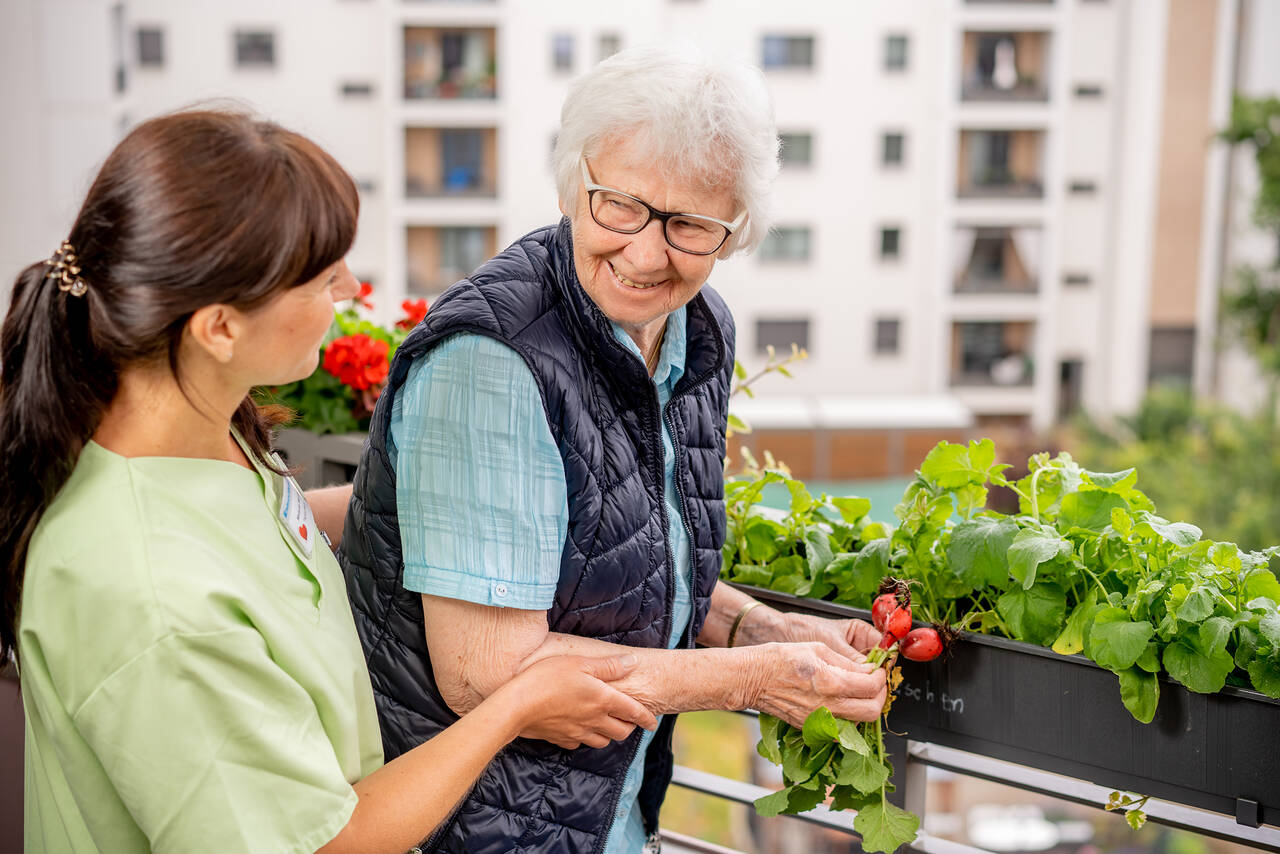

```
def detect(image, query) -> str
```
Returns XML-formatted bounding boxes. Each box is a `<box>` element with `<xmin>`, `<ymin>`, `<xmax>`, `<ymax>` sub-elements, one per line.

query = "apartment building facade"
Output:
<box><xmin>2</xmin><ymin>0</ymin><xmax>1273</xmax><ymax>476</ymax></box>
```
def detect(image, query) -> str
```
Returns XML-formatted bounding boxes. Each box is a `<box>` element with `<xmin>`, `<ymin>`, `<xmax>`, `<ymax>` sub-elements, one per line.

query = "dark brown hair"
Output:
<box><xmin>0</xmin><ymin>109</ymin><xmax>359</xmax><ymax>661</ymax></box>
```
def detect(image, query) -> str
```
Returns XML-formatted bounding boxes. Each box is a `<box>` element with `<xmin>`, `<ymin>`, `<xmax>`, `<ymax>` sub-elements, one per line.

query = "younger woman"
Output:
<box><xmin>0</xmin><ymin>110</ymin><xmax>654</xmax><ymax>853</ymax></box>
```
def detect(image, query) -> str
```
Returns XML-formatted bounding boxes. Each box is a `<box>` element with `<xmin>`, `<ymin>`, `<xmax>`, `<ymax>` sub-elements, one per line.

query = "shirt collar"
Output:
<box><xmin>610</xmin><ymin>306</ymin><xmax>688</xmax><ymax>389</ymax></box>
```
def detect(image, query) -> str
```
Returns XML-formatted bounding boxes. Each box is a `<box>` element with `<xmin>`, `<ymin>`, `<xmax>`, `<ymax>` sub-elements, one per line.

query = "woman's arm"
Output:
<box><xmin>422</xmin><ymin>593</ymin><xmax>888</xmax><ymax>731</ymax></box>
<box><xmin>319</xmin><ymin>654</ymin><xmax>653</xmax><ymax>854</ymax></box>
<box><xmin>697</xmin><ymin>580</ymin><xmax>883</xmax><ymax>661</ymax></box>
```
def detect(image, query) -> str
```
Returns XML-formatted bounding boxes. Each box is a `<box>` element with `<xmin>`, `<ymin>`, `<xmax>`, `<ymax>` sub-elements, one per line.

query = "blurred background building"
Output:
<box><xmin>2</xmin><ymin>3</ymin><xmax>1279</xmax><ymax>853</ymax></box>
<box><xmin>1</xmin><ymin>0</ymin><xmax>1277</xmax><ymax>473</ymax></box>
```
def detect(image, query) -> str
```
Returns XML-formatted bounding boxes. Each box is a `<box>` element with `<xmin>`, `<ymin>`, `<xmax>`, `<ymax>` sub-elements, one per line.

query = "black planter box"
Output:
<box><xmin>735</xmin><ymin>584</ymin><xmax>1280</xmax><ymax>830</ymax></box>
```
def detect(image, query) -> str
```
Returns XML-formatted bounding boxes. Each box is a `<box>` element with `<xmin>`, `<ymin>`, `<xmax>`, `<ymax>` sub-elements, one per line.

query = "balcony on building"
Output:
<box><xmin>953</xmin><ymin>226</ymin><xmax>1040</xmax><ymax>294</ymax></box>
<box><xmin>957</xmin><ymin>130</ymin><xmax>1045</xmax><ymax>199</ymax></box>
<box><xmin>961</xmin><ymin>31</ymin><xmax>1050</xmax><ymax>102</ymax></box>
<box><xmin>951</xmin><ymin>321</ymin><xmax>1035</xmax><ymax>387</ymax></box>
<box><xmin>404</xmin><ymin>27</ymin><xmax>497</xmax><ymax>100</ymax></box>
<box><xmin>406</xmin><ymin>225</ymin><xmax>498</xmax><ymax>296</ymax></box>
<box><xmin>405</xmin><ymin>127</ymin><xmax>497</xmax><ymax>198</ymax></box>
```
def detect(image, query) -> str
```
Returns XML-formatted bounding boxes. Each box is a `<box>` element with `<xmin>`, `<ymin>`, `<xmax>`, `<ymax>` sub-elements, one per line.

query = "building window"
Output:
<box><xmin>235</xmin><ymin>31</ymin><xmax>276</xmax><ymax>68</ymax></box>
<box><xmin>762</xmin><ymin>35</ymin><xmax>814</xmax><ymax>69</ymax></box>
<box><xmin>884</xmin><ymin>34</ymin><xmax>909</xmax><ymax>72</ymax></box>
<box><xmin>779</xmin><ymin>132</ymin><xmax>813</xmax><ymax>168</ymax></box>
<box><xmin>112</xmin><ymin>4</ymin><xmax>127</xmax><ymax>94</ymax></box>
<box><xmin>136</xmin><ymin>27</ymin><xmax>163</xmax><ymax>67</ymax></box>
<box><xmin>760</xmin><ymin>227</ymin><xmax>812</xmax><ymax>262</ymax></box>
<box><xmin>756</xmin><ymin>319</ymin><xmax>810</xmax><ymax>355</ymax></box>
<box><xmin>882</xmin><ymin>132</ymin><xmax>904</xmax><ymax>166</ymax></box>
<box><xmin>952</xmin><ymin>321</ymin><xmax>1035</xmax><ymax>387</ymax></box>
<box><xmin>959</xmin><ymin>129</ymin><xmax>1045</xmax><ymax>198</ymax></box>
<box><xmin>441</xmin><ymin>129</ymin><xmax>485</xmax><ymax>193</ymax></box>
<box><xmin>341</xmin><ymin>81</ymin><xmax>374</xmax><ymax>97</ymax></box>
<box><xmin>598</xmin><ymin>33</ymin><xmax>621</xmax><ymax>62</ymax></box>
<box><xmin>1059</xmin><ymin>359</ymin><xmax>1084</xmax><ymax>419</ymax></box>
<box><xmin>874</xmin><ymin>318</ymin><xmax>901</xmax><ymax>355</ymax></box>
<box><xmin>879</xmin><ymin>227</ymin><xmax>901</xmax><ymax>260</ymax></box>
<box><xmin>440</xmin><ymin>227</ymin><xmax>490</xmax><ymax>283</ymax></box>
<box><xmin>552</xmin><ymin>33</ymin><xmax>574</xmax><ymax>72</ymax></box>
<box><xmin>1148</xmin><ymin>326</ymin><xmax>1195</xmax><ymax>387</ymax></box>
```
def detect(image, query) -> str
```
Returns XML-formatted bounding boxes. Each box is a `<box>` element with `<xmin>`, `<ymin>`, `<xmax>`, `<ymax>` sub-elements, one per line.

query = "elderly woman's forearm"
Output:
<box><xmin>518</xmin><ymin>633</ymin><xmax>765</xmax><ymax>715</ymax></box>
<box><xmin>695</xmin><ymin>580</ymin><xmax>790</xmax><ymax>648</ymax></box>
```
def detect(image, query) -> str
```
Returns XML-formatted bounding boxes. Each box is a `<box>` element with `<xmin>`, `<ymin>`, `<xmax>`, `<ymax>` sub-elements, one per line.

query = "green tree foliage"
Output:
<box><xmin>1219</xmin><ymin>93</ymin><xmax>1280</xmax><ymax>229</ymax></box>
<box><xmin>1075</xmin><ymin>387</ymin><xmax>1280</xmax><ymax>553</ymax></box>
<box><xmin>1219</xmin><ymin>94</ymin><xmax>1280</xmax><ymax>387</ymax></box>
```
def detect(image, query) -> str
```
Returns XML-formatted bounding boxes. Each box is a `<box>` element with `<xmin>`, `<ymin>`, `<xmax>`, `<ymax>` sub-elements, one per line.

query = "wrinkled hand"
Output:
<box><xmin>783</xmin><ymin>613</ymin><xmax>884</xmax><ymax>662</ymax></box>
<box><xmin>508</xmin><ymin>654</ymin><xmax>658</xmax><ymax>750</ymax></box>
<box><xmin>749</xmin><ymin>641</ymin><xmax>888</xmax><ymax>727</ymax></box>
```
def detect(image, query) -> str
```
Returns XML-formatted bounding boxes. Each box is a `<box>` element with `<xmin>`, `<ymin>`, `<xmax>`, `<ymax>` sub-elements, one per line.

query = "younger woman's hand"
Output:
<box><xmin>504</xmin><ymin>654</ymin><xmax>658</xmax><ymax>749</ymax></box>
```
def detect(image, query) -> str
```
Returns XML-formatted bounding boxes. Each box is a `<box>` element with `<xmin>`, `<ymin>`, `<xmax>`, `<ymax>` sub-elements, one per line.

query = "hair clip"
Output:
<box><xmin>45</xmin><ymin>240</ymin><xmax>88</xmax><ymax>297</ymax></box>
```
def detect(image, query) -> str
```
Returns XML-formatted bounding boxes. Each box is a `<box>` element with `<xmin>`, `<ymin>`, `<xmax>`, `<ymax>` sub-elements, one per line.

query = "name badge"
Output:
<box><xmin>278</xmin><ymin>473</ymin><xmax>316</xmax><ymax>559</ymax></box>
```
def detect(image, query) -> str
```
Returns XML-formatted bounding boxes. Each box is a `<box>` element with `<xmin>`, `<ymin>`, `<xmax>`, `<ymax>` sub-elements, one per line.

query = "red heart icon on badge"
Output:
<box><xmin>298</xmin><ymin>524</ymin><xmax>308</xmax><ymax>540</ymax></box>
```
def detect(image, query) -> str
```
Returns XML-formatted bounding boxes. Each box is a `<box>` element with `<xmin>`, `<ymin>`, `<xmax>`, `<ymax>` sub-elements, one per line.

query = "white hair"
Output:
<box><xmin>553</xmin><ymin>45</ymin><xmax>780</xmax><ymax>256</ymax></box>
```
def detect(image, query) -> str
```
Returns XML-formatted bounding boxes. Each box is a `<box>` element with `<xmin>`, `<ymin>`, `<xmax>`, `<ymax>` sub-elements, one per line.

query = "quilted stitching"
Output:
<box><xmin>339</xmin><ymin>220</ymin><xmax>736</xmax><ymax>854</ymax></box>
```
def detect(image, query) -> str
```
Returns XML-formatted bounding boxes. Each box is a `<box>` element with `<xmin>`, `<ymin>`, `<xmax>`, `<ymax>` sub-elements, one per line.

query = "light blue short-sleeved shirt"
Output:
<box><xmin>389</xmin><ymin>308</ymin><xmax>692</xmax><ymax>853</ymax></box>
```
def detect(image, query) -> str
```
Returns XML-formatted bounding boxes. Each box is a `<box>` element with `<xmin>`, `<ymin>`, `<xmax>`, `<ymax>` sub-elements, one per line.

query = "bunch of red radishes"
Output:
<box><xmin>869</xmin><ymin>580</ymin><xmax>949</xmax><ymax>663</ymax></box>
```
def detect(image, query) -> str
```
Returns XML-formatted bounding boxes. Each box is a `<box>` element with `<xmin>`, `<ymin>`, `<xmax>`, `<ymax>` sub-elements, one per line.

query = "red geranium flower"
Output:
<box><xmin>355</xmin><ymin>281</ymin><xmax>374</xmax><ymax>311</ymax></box>
<box><xmin>322</xmin><ymin>333</ymin><xmax>389</xmax><ymax>391</ymax></box>
<box><xmin>397</xmin><ymin>298</ymin><xmax>429</xmax><ymax>331</ymax></box>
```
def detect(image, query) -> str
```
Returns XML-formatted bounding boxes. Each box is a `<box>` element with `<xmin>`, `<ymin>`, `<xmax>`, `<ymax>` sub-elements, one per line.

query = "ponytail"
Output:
<box><xmin>0</xmin><ymin>108</ymin><xmax>359</xmax><ymax>664</ymax></box>
<box><xmin>0</xmin><ymin>260</ymin><xmax>116</xmax><ymax>661</ymax></box>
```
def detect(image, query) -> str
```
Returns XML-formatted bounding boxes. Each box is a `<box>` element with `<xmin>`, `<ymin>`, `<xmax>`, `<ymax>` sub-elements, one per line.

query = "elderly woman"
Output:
<box><xmin>341</xmin><ymin>47</ymin><xmax>887</xmax><ymax>853</ymax></box>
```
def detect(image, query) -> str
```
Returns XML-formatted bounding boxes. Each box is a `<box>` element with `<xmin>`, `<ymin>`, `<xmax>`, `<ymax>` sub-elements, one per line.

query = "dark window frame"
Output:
<box><xmin>874</xmin><ymin>318</ymin><xmax>901</xmax><ymax>355</ymax></box>
<box><xmin>884</xmin><ymin>34</ymin><xmax>909</xmax><ymax>72</ymax></box>
<box><xmin>879</xmin><ymin>226</ymin><xmax>902</xmax><ymax>260</ymax></box>
<box><xmin>756</xmin><ymin>318</ymin><xmax>812</xmax><ymax>355</ymax></box>
<box><xmin>136</xmin><ymin>26</ymin><xmax>164</xmax><ymax>67</ymax></box>
<box><xmin>882</xmin><ymin>131</ymin><xmax>905</xmax><ymax>166</ymax></box>
<box><xmin>234</xmin><ymin>30</ymin><xmax>276</xmax><ymax>68</ymax></box>
<box><xmin>779</xmin><ymin>132</ymin><xmax>814</xmax><ymax>168</ymax></box>
<box><xmin>552</xmin><ymin>32</ymin><xmax>574</xmax><ymax>73</ymax></box>
<box><xmin>759</xmin><ymin>226</ymin><xmax>813</xmax><ymax>263</ymax></box>
<box><xmin>341</xmin><ymin>81</ymin><xmax>375</xmax><ymax>97</ymax></box>
<box><xmin>762</xmin><ymin>35</ymin><xmax>815</xmax><ymax>70</ymax></box>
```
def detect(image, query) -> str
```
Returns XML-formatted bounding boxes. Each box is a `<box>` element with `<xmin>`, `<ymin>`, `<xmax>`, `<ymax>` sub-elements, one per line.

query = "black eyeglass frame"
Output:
<box><xmin>579</xmin><ymin>157</ymin><xmax>747</xmax><ymax>256</ymax></box>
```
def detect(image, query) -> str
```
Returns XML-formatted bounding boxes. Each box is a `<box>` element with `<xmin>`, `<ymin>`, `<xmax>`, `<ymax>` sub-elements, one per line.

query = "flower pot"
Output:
<box><xmin>733</xmin><ymin>583</ymin><xmax>1280</xmax><ymax>830</ymax></box>
<box><xmin>273</xmin><ymin>428</ymin><xmax>368</xmax><ymax>489</ymax></box>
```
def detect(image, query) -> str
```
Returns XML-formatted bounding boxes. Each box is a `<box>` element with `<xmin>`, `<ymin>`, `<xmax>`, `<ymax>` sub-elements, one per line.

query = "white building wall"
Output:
<box><xmin>5</xmin><ymin>0</ymin><xmax>1273</xmax><ymax>431</ymax></box>
<box><xmin>0</xmin><ymin>0</ymin><xmax>123</xmax><ymax>313</ymax></box>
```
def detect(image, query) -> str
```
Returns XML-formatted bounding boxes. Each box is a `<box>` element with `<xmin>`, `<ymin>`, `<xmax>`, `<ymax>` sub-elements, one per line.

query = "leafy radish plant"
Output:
<box><xmin>724</xmin><ymin>438</ymin><xmax>1280</xmax><ymax>841</ymax></box>
<box><xmin>753</xmin><ymin>579</ymin><xmax>955</xmax><ymax>853</ymax></box>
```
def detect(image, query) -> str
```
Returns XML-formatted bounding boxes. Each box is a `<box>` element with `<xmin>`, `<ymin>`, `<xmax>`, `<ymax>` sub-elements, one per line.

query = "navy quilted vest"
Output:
<box><xmin>338</xmin><ymin>219</ymin><xmax>735</xmax><ymax>853</ymax></box>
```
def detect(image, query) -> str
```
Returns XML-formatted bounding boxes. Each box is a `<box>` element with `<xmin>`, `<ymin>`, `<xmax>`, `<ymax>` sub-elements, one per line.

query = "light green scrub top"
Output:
<box><xmin>18</xmin><ymin>438</ymin><xmax>384</xmax><ymax>853</ymax></box>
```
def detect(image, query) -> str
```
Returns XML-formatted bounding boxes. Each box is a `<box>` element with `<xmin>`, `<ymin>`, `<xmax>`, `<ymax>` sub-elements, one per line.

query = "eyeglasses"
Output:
<box><xmin>580</xmin><ymin>157</ymin><xmax>746</xmax><ymax>256</ymax></box>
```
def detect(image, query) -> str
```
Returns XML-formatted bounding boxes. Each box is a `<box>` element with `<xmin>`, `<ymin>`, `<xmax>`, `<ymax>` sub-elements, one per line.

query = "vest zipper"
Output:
<box><xmin>599</xmin><ymin>304</ymin><xmax>725</xmax><ymax>848</ymax></box>
<box><xmin>663</xmin><ymin>403</ymin><xmax>700</xmax><ymax>651</ymax></box>
<box><xmin>601</xmin><ymin>382</ymin><xmax>674</xmax><ymax>853</ymax></box>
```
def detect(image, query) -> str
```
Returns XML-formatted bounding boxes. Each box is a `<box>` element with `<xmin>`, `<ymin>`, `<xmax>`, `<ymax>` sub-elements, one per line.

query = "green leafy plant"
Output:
<box><xmin>725</xmin><ymin>343</ymin><xmax>809</xmax><ymax>476</ymax></box>
<box><xmin>1105</xmin><ymin>790</ymin><xmax>1150</xmax><ymax>830</ymax></box>
<box><xmin>754</xmin><ymin>703</ymin><xmax>917</xmax><ymax>853</ymax></box>
<box><xmin>728</xmin><ymin>438</ymin><xmax>1280</xmax><ymax>718</ymax></box>
<box><xmin>726</xmin><ymin>438</ymin><xmax>1280</xmax><ymax>845</ymax></box>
